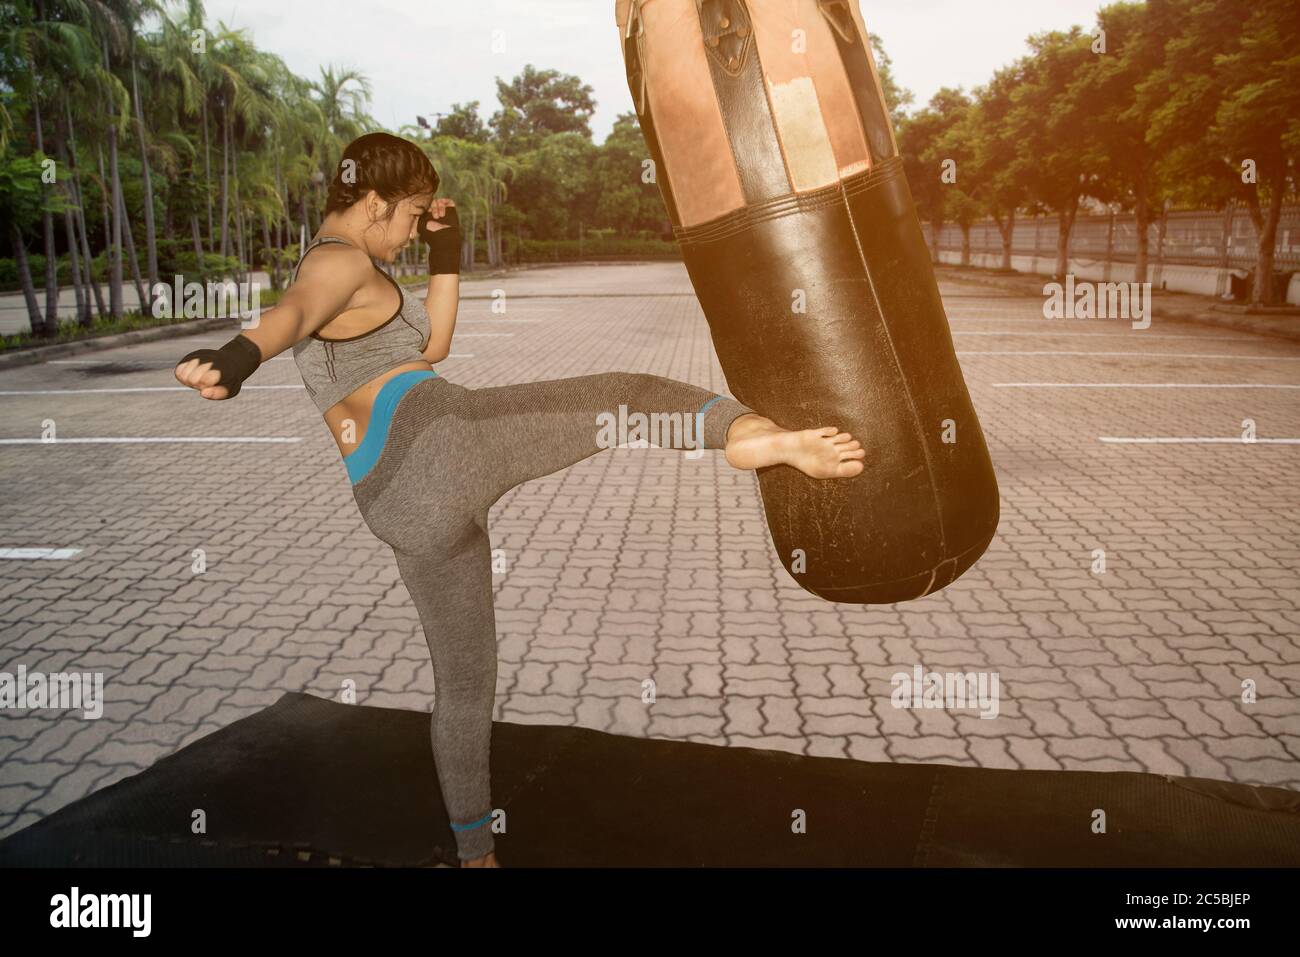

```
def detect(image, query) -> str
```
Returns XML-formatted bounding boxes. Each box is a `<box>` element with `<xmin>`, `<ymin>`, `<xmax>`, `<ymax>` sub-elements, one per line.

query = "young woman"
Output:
<box><xmin>173</xmin><ymin>132</ymin><xmax>866</xmax><ymax>868</ymax></box>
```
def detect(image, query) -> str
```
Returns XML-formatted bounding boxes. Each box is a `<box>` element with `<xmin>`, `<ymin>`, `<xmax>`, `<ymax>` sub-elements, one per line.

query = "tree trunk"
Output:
<box><xmin>468</xmin><ymin>207</ymin><xmax>477</xmax><ymax>271</ymax></box>
<box><xmin>994</xmin><ymin>209</ymin><xmax>1015</xmax><ymax>271</ymax></box>
<box><xmin>220</xmin><ymin>106</ymin><xmax>230</xmax><ymax>259</ymax></box>
<box><xmin>929</xmin><ymin>217</ymin><xmax>944</xmax><ymax>265</ymax></box>
<box><xmin>1134</xmin><ymin>178</ymin><xmax>1150</xmax><ymax>284</ymax></box>
<box><xmin>202</xmin><ymin>98</ymin><xmax>214</xmax><ymax>254</ymax></box>
<box><xmin>10</xmin><ymin>222</ymin><xmax>43</xmax><ymax>334</ymax></box>
<box><xmin>131</xmin><ymin>52</ymin><xmax>160</xmax><ymax>308</ymax></box>
<box><xmin>1153</xmin><ymin>201</ymin><xmax>1169</xmax><ymax>290</ymax></box>
<box><xmin>273</xmin><ymin>149</ymin><xmax>285</xmax><ymax>249</ymax></box>
<box><xmin>192</xmin><ymin>215</ymin><xmax>206</xmax><ymax>270</ymax></box>
<box><xmin>54</xmin><ymin>125</ymin><xmax>85</xmax><ymax>325</ymax></box>
<box><xmin>1250</xmin><ymin>165</ymin><xmax>1286</xmax><ymax>306</ymax></box>
<box><xmin>63</xmin><ymin>99</ymin><xmax>104</xmax><ymax>323</ymax></box>
<box><xmin>494</xmin><ymin>195</ymin><xmax>504</xmax><ymax>265</ymax></box>
<box><xmin>1217</xmin><ymin>201</ymin><xmax>1236</xmax><ymax>298</ymax></box>
<box><xmin>102</xmin><ymin>35</ymin><xmax>125</xmax><ymax>321</ymax></box>
<box><xmin>61</xmin><ymin>205</ymin><xmax>83</xmax><ymax>325</ymax></box>
<box><xmin>119</xmin><ymin>189</ymin><xmax>148</xmax><ymax>312</ymax></box>
<box><xmin>1030</xmin><ymin>212</ymin><xmax>1041</xmax><ymax>273</ymax></box>
<box><xmin>32</xmin><ymin>1</ymin><xmax>54</xmax><ymax>331</ymax></box>
<box><xmin>232</xmin><ymin>140</ymin><xmax>244</xmax><ymax>284</ymax></box>
<box><xmin>262</xmin><ymin>217</ymin><xmax>279</xmax><ymax>291</ymax></box>
<box><xmin>60</xmin><ymin>182</ymin><xmax>83</xmax><ymax>324</ymax></box>
<box><xmin>960</xmin><ymin>222</ymin><xmax>971</xmax><ymax>267</ymax></box>
<box><xmin>1103</xmin><ymin>211</ymin><xmax>1115</xmax><ymax>283</ymax></box>
<box><xmin>235</xmin><ymin>203</ymin><xmax>246</xmax><ymax>286</ymax></box>
<box><xmin>1055</xmin><ymin>196</ymin><xmax>1079</xmax><ymax>281</ymax></box>
<box><xmin>99</xmin><ymin>144</ymin><xmax>124</xmax><ymax>322</ymax></box>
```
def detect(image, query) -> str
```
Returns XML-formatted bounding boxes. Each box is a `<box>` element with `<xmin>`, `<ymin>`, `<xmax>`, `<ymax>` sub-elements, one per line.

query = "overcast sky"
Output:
<box><xmin>206</xmin><ymin>0</ymin><xmax>1107</xmax><ymax>141</ymax></box>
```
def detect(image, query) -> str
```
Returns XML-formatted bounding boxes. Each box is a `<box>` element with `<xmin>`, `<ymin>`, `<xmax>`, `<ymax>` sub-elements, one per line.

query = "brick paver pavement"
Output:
<box><xmin>1</xmin><ymin>261</ymin><xmax>1297</xmax><ymax>839</ymax></box>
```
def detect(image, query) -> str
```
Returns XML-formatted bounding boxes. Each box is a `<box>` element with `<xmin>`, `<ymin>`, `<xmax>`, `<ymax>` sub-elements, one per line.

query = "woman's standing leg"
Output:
<box><xmin>389</xmin><ymin>514</ymin><xmax>499</xmax><ymax>863</ymax></box>
<box><xmin>458</xmin><ymin>371</ymin><xmax>759</xmax><ymax>504</ymax></box>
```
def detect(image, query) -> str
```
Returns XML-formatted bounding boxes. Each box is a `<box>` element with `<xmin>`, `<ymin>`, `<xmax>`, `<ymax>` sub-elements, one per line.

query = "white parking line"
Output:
<box><xmin>0</xmin><ymin>437</ymin><xmax>303</xmax><ymax>444</ymax></box>
<box><xmin>0</xmin><ymin>385</ymin><xmax>304</xmax><ymax>395</ymax></box>
<box><xmin>949</xmin><ymin>317</ymin><xmax>1099</xmax><ymax>323</ymax></box>
<box><xmin>952</xmin><ymin>331</ymin><xmax>1253</xmax><ymax>341</ymax></box>
<box><xmin>1099</xmin><ymin>437</ymin><xmax>1300</xmax><ymax>444</ymax></box>
<box><xmin>0</xmin><ymin>547</ymin><xmax>83</xmax><ymax>559</ymax></box>
<box><xmin>994</xmin><ymin>382</ymin><xmax>1300</xmax><ymax>389</ymax></box>
<box><xmin>958</xmin><ymin>351</ymin><xmax>1299</xmax><ymax>360</ymax></box>
<box><xmin>46</xmin><ymin>357</ymin><xmax>294</xmax><ymax>364</ymax></box>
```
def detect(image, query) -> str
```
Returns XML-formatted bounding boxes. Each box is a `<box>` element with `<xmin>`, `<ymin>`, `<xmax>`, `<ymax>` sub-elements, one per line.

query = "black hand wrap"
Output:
<box><xmin>178</xmin><ymin>333</ymin><xmax>262</xmax><ymax>398</ymax></box>
<box><xmin>419</xmin><ymin>205</ymin><xmax>461</xmax><ymax>275</ymax></box>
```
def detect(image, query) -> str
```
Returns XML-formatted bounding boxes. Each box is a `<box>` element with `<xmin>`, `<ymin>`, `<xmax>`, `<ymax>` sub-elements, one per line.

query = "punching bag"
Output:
<box><xmin>615</xmin><ymin>0</ymin><xmax>999</xmax><ymax>604</ymax></box>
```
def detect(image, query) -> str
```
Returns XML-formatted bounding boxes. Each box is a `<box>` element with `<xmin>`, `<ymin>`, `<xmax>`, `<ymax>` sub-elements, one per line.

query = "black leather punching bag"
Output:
<box><xmin>616</xmin><ymin>0</ymin><xmax>999</xmax><ymax>604</ymax></box>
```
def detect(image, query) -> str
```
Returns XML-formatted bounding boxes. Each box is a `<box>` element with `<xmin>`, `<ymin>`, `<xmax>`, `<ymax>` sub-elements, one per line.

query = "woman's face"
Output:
<box><xmin>367</xmin><ymin>191</ymin><xmax>434</xmax><ymax>262</ymax></box>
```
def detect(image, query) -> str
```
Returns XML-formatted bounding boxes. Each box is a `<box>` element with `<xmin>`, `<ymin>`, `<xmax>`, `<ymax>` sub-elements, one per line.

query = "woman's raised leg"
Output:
<box><xmin>458</xmin><ymin>371</ymin><xmax>758</xmax><ymax>505</ymax></box>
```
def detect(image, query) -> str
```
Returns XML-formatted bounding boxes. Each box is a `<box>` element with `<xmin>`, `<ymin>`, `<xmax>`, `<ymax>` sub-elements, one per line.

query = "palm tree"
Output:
<box><xmin>311</xmin><ymin>65</ymin><xmax>372</xmax><ymax>173</ymax></box>
<box><xmin>207</xmin><ymin>24</ymin><xmax>272</xmax><ymax>267</ymax></box>
<box><xmin>126</xmin><ymin>2</ymin><xmax>168</xmax><ymax>305</ymax></box>
<box><xmin>408</xmin><ymin>132</ymin><xmax>517</xmax><ymax>271</ymax></box>
<box><xmin>151</xmin><ymin>0</ymin><xmax>218</xmax><ymax>262</ymax></box>
<box><xmin>89</xmin><ymin>5</ymin><xmax>131</xmax><ymax>321</ymax></box>
<box><xmin>3</xmin><ymin>0</ymin><xmax>102</xmax><ymax>333</ymax></box>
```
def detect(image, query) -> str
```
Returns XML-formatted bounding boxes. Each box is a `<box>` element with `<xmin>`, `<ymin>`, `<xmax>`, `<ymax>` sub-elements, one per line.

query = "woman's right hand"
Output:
<box><xmin>174</xmin><ymin>355</ymin><xmax>233</xmax><ymax>400</ymax></box>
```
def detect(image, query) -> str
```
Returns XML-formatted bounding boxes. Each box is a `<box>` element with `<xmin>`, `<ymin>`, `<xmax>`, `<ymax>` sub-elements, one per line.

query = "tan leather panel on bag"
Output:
<box><xmin>799</xmin><ymin>0</ymin><xmax>874</xmax><ymax>177</ymax></box>
<box><xmin>638</xmin><ymin>0</ymin><xmax>746</xmax><ymax>227</ymax></box>
<box><xmin>753</xmin><ymin>0</ymin><xmax>871</xmax><ymax>188</ymax></box>
<box><xmin>750</xmin><ymin>0</ymin><xmax>833</xmax><ymax>192</ymax></box>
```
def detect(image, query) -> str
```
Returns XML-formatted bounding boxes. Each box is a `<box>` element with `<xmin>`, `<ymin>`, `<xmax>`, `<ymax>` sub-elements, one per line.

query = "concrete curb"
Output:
<box><xmin>1167</xmin><ymin>306</ymin><xmax>1300</xmax><ymax>342</ymax></box>
<box><xmin>935</xmin><ymin>265</ymin><xmax>1300</xmax><ymax>344</ymax></box>
<box><xmin>0</xmin><ymin>316</ymin><xmax>244</xmax><ymax>371</ymax></box>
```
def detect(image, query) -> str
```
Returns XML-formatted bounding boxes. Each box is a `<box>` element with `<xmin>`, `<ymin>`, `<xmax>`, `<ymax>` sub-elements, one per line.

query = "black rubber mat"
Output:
<box><xmin>2</xmin><ymin>691</ymin><xmax>1297</xmax><ymax>867</ymax></box>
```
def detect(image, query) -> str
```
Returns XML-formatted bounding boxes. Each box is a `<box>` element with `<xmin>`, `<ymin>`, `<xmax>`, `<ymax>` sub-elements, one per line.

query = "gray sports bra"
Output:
<box><xmin>290</xmin><ymin>235</ymin><xmax>432</xmax><ymax>413</ymax></box>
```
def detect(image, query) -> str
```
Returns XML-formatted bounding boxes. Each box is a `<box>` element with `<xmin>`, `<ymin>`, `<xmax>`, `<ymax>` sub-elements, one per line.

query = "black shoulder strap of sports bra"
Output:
<box><xmin>293</xmin><ymin>235</ymin><xmax>359</xmax><ymax>283</ymax></box>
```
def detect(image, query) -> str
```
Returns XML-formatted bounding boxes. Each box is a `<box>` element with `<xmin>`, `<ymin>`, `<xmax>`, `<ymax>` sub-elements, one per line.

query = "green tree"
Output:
<box><xmin>590</xmin><ymin>112</ymin><xmax>669</xmax><ymax>238</ymax></box>
<box><xmin>435</xmin><ymin>101</ymin><xmax>489</xmax><ymax>144</ymax></box>
<box><xmin>898</xmin><ymin>87</ymin><xmax>972</xmax><ymax>263</ymax></box>
<box><xmin>490</xmin><ymin>64</ymin><xmax>595</xmax><ymax>155</ymax></box>
<box><xmin>1005</xmin><ymin>27</ymin><xmax>1105</xmax><ymax>279</ymax></box>
<box><xmin>1075</xmin><ymin>1</ymin><xmax>1178</xmax><ymax>282</ymax></box>
<box><xmin>868</xmin><ymin>35</ymin><xmax>914</xmax><ymax>130</ymax></box>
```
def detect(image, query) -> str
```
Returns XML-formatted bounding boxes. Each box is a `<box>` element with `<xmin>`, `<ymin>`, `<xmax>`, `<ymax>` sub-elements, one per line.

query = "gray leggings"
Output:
<box><xmin>350</xmin><ymin>371</ymin><xmax>757</xmax><ymax>860</ymax></box>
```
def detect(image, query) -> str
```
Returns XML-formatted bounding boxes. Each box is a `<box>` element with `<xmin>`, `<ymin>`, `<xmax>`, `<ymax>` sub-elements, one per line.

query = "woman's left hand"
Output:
<box><xmin>424</xmin><ymin>198</ymin><xmax>457</xmax><ymax>233</ymax></box>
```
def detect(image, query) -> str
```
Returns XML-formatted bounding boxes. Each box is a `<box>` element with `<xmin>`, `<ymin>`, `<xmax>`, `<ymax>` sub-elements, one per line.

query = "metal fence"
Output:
<box><xmin>930</xmin><ymin>204</ymin><xmax>1300</xmax><ymax>272</ymax></box>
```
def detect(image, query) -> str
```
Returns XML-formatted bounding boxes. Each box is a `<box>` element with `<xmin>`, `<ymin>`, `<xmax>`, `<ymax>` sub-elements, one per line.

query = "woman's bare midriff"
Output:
<box><xmin>310</xmin><ymin>252</ymin><xmax>432</xmax><ymax>455</ymax></box>
<box><xmin>322</xmin><ymin>361</ymin><xmax>435</xmax><ymax>455</ymax></box>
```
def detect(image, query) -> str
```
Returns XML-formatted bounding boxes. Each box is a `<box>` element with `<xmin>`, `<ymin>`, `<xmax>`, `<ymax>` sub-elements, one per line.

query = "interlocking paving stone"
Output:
<box><xmin>1</xmin><ymin>264</ymin><xmax>1298</xmax><ymax>840</ymax></box>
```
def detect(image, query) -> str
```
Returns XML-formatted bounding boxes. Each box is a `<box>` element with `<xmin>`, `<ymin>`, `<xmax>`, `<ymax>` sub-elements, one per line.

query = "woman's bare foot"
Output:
<box><xmin>460</xmin><ymin>851</ymin><xmax>500</xmax><ymax>868</ymax></box>
<box><xmin>723</xmin><ymin>413</ymin><xmax>866</xmax><ymax>478</ymax></box>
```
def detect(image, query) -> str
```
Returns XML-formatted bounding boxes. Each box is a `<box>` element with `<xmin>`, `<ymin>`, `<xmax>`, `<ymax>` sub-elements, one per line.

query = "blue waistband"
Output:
<box><xmin>344</xmin><ymin>370</ymin><xmax>438</xmax><ymax>484</ymax></box>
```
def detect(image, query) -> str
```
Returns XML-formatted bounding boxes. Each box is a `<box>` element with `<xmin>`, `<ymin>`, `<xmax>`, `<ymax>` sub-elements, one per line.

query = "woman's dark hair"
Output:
<box><xmin>323</xmin><ymin>132</ymin><xmax>439</xmax><ymax>220</ymax></box>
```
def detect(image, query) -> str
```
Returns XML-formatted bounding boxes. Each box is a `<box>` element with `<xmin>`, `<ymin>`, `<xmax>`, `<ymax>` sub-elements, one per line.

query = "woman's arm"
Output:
<box><xmin>174</xmin><ymin>245</ymin><xmax>372</xmax><ymax>400</ymax></box>
<box><xmin>421</xmin><ymin>272</ymin><xmax>459</xmax><ymax>362</ymax></box>
<box><xmin>418</xmin><ymin>198</ymin><xmax>461</xmax><ymax>364</ymax></box>
<box><xmin>243</xmin><ymin>246</ymin><xmax>372</xmax><ymax>358</ymax></box>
